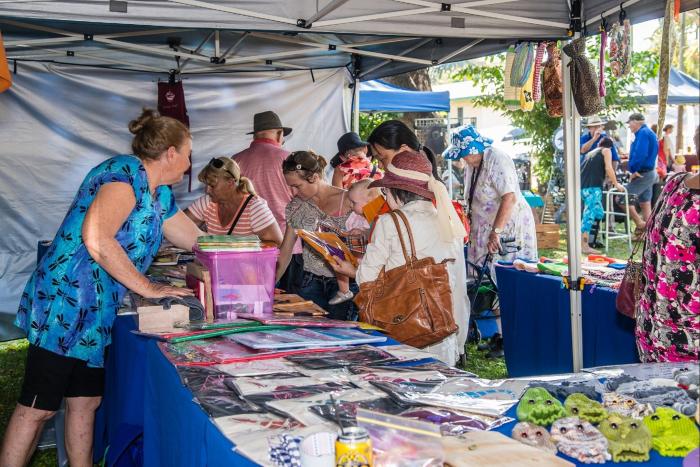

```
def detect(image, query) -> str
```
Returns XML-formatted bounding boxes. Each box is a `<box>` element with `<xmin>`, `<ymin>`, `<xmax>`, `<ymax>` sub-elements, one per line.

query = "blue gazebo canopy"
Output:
<box><xmin>359</xmin><ymin>80</ymin><xmax>450</xmax><ymax>112</ymax></box>
<box><xmin>639</xmin><ymin>68</ymin><xmax>700</xmax><ymax>105</ymax></box>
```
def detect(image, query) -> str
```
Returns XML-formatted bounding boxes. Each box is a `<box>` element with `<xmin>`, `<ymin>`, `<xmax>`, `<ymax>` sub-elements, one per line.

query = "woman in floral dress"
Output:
<box><xmin>444</xmin><ymin>125</ymin><xmax>538</xmax><ymax>272</ymax></box>
<box><xmin>635</xmin><ymin>127</ymin><xmax>700</xmax><ymax>363</ymax></box>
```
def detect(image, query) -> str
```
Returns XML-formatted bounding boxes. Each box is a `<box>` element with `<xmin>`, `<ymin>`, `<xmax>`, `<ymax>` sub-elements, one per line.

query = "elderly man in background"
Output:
<box><xmin>232</xmin><ymin>110</ymin><xmax>301</xmax><ymax>288</ymax></box>
<box><xmin>580</xmin><ymin>115</ymin><xmax>619</xmax><ymax>164</ymax></box>
<box><xmin>624</xmin><ymin>113</ymin><xmax>659</xmax><ymax>240</ymax></box>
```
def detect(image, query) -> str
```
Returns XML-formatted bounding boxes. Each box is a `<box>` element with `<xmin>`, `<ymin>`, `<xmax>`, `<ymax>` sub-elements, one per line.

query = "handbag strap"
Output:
<box><xmin>393</xmin><ymin>209</ymin><xmax>418</xmax><ymax>260</ymax></box>
<box><xmin>227</xmin><ymin>194</ymin><xmax>254</xmax><ymax>235</ymax></box>
<box><xmin>388</xmin><ymin>211</ymin><xmax>411</xmax><ymax>265</ymax></box>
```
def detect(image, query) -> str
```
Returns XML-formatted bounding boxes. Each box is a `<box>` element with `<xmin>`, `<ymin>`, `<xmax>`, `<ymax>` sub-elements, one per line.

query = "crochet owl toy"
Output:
<box><xmin>517</xmin><ymin>387</ymin><xmax>567</xmax><ymax>426</ymax></box>
<box><xmin>551</xmin><ymin>417</ymin><xmax>611</xmax><ymax>464</ymax></box>
<box><xmin>643</xmin><ymin>407</ymin><xmax>700</xmax><ymax>457</ymax></box>
<box><xmin>511</xmin><ymin>422</ymin><xmax>558</xmax><ymax>454</ymax></box>
<box><xmin>565</xmin><ymin>393</ymin><xmax>608</xmax><ymax>425</ymax></box>
<box><xmin>599</xmin><ymin>413</ymin><xmax>652</xmax><ymax>462</ymax></box>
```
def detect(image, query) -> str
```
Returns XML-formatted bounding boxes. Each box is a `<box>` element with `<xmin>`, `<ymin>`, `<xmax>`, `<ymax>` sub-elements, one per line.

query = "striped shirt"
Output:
<box><xmin>187</xmin><ymin>195</ymin><xmax>275</xmax><ymax>236</ymax></box>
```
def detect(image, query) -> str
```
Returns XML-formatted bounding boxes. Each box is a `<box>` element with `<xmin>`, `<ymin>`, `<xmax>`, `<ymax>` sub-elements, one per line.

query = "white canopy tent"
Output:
<box><xmin>1</xmin><ymin>0</ymin><xmax>696</xmax><ymax>368</ymax></box>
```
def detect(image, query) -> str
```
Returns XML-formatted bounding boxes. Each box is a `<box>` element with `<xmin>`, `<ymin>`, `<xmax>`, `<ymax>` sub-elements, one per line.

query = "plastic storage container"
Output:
<box><xmin>194</xmin><ymin>246</ymin><xmax>279</xmax><ymax>318</ymax></box>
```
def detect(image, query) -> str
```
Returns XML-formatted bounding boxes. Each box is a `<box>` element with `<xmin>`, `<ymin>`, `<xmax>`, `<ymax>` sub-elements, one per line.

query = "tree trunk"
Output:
<box><xmin>676</xmin><ymin>12</ymin><xmax>687</xmax><ymax>152</ymax></box>
<box><xmin>656</xmin><ymin>0</ymin><xmax>675</xmax><ymax>138</ymax></box>
<box><xmin>383</xmin><ymin>68</ymin><xmax>436</xmax><ymax>131</ymax></box>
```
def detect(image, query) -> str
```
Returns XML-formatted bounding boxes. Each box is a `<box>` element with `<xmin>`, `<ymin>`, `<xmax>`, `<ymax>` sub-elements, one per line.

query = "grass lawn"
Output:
<box><xmin>0</xmin><ymin>339</ymin><xmax>57</xmax><ymax>467</ymax></box>
<box><xmin>539</xmin><ymin>224</ymin><xmax>642</xmax><ymax>262</ymax></box>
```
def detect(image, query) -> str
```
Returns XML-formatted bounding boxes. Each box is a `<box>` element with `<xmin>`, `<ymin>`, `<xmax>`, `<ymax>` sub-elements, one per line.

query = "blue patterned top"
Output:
<box><xmin>15</xmin><ymin>155</ymin><xmax>178</xmax><ymax>367</ymax></box>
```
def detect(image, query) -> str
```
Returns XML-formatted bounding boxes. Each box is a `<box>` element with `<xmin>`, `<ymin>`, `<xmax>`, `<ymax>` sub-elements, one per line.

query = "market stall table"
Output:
<box><xmin>495</xmin><ymin>266</ymin><xmax>639</xmax><ymax>377</ymax></box>
<box><xmin>95</xmin><ymin>315</ymin><xmax>687</xmax><ymax>467</ymax></box>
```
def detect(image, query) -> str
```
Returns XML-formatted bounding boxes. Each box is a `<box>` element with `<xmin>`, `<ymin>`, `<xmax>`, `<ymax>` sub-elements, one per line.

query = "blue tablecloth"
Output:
<box><xmin>496</xmin><ymin>267</ymin><xmax>640</xmax><ymax>377</ymax></box>
<box><xmin>96</xmin><ymin>315</ymin><xmax>682</xmax><ymax>467</ymax></box>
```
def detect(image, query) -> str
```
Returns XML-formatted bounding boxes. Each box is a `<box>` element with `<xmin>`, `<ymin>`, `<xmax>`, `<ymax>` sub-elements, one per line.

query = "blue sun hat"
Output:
<box><xmin>442</xmin><ymin>125</ymin><xmax>494</xmax><ymax>160</ymax></box>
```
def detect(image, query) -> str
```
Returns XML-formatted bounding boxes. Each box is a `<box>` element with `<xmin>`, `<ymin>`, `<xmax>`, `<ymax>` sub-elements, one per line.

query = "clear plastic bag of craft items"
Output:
<box><xmin>356</xmin><ymin>408</ymin><xmax>443</xmax><ymax>467</ymax></box>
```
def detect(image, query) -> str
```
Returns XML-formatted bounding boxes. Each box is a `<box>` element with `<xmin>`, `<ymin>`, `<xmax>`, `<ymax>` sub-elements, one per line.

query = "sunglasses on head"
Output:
<box><xmin>283</xmin><ymin>152</ymin><xmax>312</xmax><ymax>172</ymax></box>
<box><xmin>208</xmin><ymin>158</ymin><xmax>236</xmax><ymax>179</ymax></box>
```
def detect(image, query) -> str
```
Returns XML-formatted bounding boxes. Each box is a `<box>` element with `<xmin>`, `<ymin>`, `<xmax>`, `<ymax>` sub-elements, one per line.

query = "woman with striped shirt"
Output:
<box><xmin>185</xmin><ymin>157</ymin><xmax>283</xmax><ymax>245</ymax></box>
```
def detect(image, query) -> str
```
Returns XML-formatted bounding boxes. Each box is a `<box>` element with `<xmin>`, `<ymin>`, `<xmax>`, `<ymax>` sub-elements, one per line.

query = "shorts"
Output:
<box><xmin>626</xmin><ymin>170</ymin><xmax>658</xmax><ymax>203</ymax></box>
<box><xmin>18</xmin><ymin>345</ymin><xmax>105</xmax><ymax>411</ymax></box>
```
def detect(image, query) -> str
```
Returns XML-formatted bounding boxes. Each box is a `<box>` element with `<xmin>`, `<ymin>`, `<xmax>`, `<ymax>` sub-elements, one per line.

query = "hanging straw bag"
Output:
<box><xmin>354</xmin><ymin>210</ymin><xmax>457</xmax><ymax>348</ymax></box>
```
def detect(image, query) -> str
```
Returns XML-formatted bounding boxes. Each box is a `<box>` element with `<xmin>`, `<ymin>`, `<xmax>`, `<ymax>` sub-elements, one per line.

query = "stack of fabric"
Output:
<box><xmin>197</xmin><ymin>235</ymin><xmax>262</xmax><ymax>252</ymax></box>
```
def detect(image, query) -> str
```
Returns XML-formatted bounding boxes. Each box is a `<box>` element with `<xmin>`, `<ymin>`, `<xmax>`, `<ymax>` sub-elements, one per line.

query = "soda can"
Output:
<box><xmin>335</xmin><ymin>426</ymin><xmax>372</xmax><ymax>467</ymax></box>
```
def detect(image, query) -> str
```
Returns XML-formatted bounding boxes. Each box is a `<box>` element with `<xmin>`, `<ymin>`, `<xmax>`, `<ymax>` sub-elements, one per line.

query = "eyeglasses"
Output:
<box><xmin>208</xmin><ymin>158</ymin><xmax>236</xmax><ymax>180</ymax></box>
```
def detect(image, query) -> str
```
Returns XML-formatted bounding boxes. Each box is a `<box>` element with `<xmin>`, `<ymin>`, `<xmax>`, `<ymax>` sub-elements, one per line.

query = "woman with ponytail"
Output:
<box><xmin>185</xmin><ymin>157</ymin><xmax>282</xmax><ymax>245</ymax></box>
<box><xmin>276</xmin><ymin>150</ymin><xmax>357</xmax><ymax>320</ymax></box>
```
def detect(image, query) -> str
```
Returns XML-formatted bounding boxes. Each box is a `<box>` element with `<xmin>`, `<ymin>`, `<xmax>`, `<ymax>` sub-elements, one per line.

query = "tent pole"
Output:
<box><xmin>352</xmin><ymin>76</ymin><xmax>361</xmax><ymax>133</ymax></box>
<box><xmin>561</xmin><ymin>33</ymin><xmax>584</xmax><ymax>373</ymax></box>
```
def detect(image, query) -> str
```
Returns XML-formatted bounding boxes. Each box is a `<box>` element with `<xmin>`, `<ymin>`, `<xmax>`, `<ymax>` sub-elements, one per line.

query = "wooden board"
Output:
<box><xmin>442</xmin><ymin>431</ymin><xmax>573</xmax><ymax>467</ymax></box>
<box><xmin>536</xmin><ymin>223</ymin><xmax>561</xmax><ymax>250</ymax></box>
<box><xmin>134</xmin><ymin>296</ymin><xmax>189</xmax><ymax>333</ymax></box>
<box><xmin>186</xmin><ymin>260</ymin><xmax>214</xmax><ymax>322</ymax></box>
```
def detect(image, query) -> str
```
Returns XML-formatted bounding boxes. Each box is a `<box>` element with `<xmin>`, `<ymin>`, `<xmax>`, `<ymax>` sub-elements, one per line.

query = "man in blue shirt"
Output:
<box><xmin>580</xmin><ymin>115</ymin><xmax>619</xmax><ymax>163</ymax></box>
<box><xmin>625</xmin><ymin>113</ymin><xmax>659</xmax><ymax>237</ymax></box>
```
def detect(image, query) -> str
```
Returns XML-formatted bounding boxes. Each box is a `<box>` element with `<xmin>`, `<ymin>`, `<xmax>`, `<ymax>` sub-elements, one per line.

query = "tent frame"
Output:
<box><xmin>1</xmin><ymin>0</ymin><xmax>687</xmax><ymax>372</ymax></box>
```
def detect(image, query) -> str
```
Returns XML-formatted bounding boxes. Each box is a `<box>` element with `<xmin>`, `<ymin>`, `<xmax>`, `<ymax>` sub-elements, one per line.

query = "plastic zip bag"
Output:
<box><xmin>356</xmin><ymin>408</ymin><xmax>444</xmax><ymax>467</ymax></box>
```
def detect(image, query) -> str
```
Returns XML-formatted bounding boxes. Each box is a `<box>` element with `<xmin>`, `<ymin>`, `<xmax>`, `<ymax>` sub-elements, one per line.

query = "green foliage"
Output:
<box><xmin>650</xmin><ymin>11</ymin><xmax>700</xmax><ymax>80</ymax></box>
<box><xmin>0</xmin><ymin>339</ymin><xmax>57</xmax><ymax>466</ymax></box>
<box><xmin>359</xmin><ymin>112</ymin><xmax>400</xmax><ymax>141</ymax></box>
<box><xmin>451</xmin><ymin>38</ymin><xmax>659</xmax><ymax>185</ymax></box>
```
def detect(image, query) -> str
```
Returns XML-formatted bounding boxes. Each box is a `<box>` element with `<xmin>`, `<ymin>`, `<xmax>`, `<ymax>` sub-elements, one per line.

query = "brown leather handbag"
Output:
<box><xmin>354</xmin><ymin>210</ymin><xmax>458</xmax><ymax>348</ymax></box>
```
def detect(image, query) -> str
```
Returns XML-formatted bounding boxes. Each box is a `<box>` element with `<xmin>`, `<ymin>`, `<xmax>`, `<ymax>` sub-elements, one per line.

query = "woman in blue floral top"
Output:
<box><xmin>1</xmin><ymin>109</ymin><xmax>202</xmax><ymax>467</ymax></box>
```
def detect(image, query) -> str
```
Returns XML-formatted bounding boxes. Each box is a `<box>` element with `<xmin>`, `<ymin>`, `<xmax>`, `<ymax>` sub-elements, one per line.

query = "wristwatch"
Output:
<box><xmin>492</xmin><ymin>227</ymin><xmax>504</xmax><ymax>234</ymax></box>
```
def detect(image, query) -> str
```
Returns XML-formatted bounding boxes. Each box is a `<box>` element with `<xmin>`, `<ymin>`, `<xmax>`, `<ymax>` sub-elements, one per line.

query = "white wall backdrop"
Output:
<box><xmin>0</xmin><ymin>62</ymin><xmax>349</xmax><ymax>339</ymax></box>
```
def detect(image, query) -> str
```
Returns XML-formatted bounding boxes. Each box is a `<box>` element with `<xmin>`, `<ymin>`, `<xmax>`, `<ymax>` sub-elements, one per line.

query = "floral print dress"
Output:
<box><xmin>15</xmin><ymin>155</ymin><xmax>177</xmax><ymax>367</ymax></box>
<box><xmin>636</xmin><ymin>173</ymin><xmax>700</xmax><ymax>363</ymax></box>
<box><xmin>463</xmin><ymin>146</ymin><xmax>538</xmax><ymax>270</ymax></box>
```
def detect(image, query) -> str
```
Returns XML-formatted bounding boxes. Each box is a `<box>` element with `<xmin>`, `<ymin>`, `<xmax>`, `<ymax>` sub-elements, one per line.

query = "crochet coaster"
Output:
<box><xmin>643</xmin><ymin>407</ymin><xmax>700</xmax><ymax>457</ymax></box>
<box><xmin>599</xmin><ymin>413</ymin><xmax>652</xmax><ymax>462</ymax></box>
<box><xmin>616</xmin><ymin>380</ymin><xmax>697</xmax><ymax>416</ymax></box>
<box><xmin>512</xmin><ymin>422</ymin><xmax>558</xmax><ymax>454</ymax></box>
<box><xmin>551</xmin><ymin>417</ymin><xmax>611</xmax><ymax>464</ymax></box>
<box><xmin>517</xmin><ymin>388</ymin><xmax>567</xmax><ymax>426</ymax></box>
<box><xmin>565</xmin><ymin>394</ymin><xmax>608</xmax><ymax>425</ymax></box>
<box><xmin>602</xmin><ymin>392</ymin><xmax>653</xmax><ymax>419</ymax></box>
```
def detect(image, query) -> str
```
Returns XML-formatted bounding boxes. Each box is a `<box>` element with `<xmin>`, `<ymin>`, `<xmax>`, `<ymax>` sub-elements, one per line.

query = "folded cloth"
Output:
<box><xmin>157</xmin><ymin>296</ymin><xmax>205</xmax><ymax>321</ymax></box>
<box><xmin>616</xmin><ymin>380</ymin><xmax>697</xmax><ymax>416</ymax></box>
<box><xmin>533</xmin><ymin>381</ymin><xmax>600</xmax><ymax>401</ymax></box>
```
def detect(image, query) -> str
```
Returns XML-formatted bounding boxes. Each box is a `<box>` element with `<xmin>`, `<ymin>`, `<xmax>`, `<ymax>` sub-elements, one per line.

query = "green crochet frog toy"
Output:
<box><xmin>517</xmin><ymin>387</ymin><xmax>567</xmax><ymax>426</ymax></box>
<box><xmin>565</xmin><ymin>393</ymin><xmax>608</xmax><ymax>424</ymax></box>
<box><xmin>598</xmin><ymin>413</ymin><xmax>652</xmax><ymax>462</ymax></box>
<box><xmin>643</xmin><ymin>407</ymin><xmax>700</xmax><ymax>457</ymax></box>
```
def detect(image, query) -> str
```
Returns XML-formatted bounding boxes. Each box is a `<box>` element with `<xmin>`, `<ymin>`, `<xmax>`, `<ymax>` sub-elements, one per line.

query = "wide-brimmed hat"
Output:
<box><xmin>369</xmin><ymin>150</ymin><xmax>435</xmax><ymax>200</ymax></box>
<box><xmin>370</xmin><ymin>150</ymin><xmax>467</xmax><ymax>242</ymax></box>
<box><xmin>337</xmin><ymin>132</ymin><xmax>368</xmax><ymax>155</ymax></box>
<box><xmin>442</xmin><ymin>125</ymin><xmax>493</xmax><ymax>161</ymax></box>
<box><xmin>247</xmin><ymin>111</ymin><xmax>292</xmax><ymax>136</ymax></box>
<box><xmin>584</xmin><ymin>115</ymin><xmax>605</xmax><ymax>127</ymax></box>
